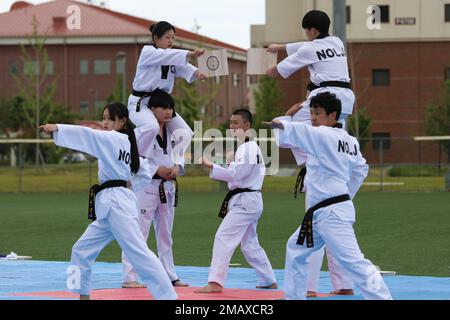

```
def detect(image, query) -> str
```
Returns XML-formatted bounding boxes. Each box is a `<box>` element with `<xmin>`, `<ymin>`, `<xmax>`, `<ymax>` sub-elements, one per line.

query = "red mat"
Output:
<box><xmin>11</xmin><ymin>287</ymin><xmax>336</xmax><ymax>300</ymax></box>
<box><xmin>11</xmin><ymin>287</ymin><xmax>280</xmax><ymax>300</ymax></box>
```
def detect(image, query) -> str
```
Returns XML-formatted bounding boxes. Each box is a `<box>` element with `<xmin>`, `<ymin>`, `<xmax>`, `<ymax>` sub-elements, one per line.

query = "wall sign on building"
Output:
<box><xmin>395</xmin><ymin>17</ymin><xmax>416</xmax><ymax>25</ymax></box>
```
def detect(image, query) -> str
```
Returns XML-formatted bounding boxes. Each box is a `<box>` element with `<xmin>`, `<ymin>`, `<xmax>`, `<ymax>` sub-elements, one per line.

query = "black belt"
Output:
<box><xmin>308</xmin><ymin>81</ymin><xmax>351</xmax><ymax>91</ymax></box>
<box><xmin>88</xmin><ymin>180</ymin><xmax>127</xmax><ymax>221</ymax></box>
<box><xmin>132</xmin><ymin>89</ymin><xmax>154</xmax><ymax>112</ymax></box>
<box><xmin>153</xmin><ymin>174</ymin><xmax>178</xmax><ymax>207</ymax></box>
<box><xmin>294</xmin><ymin>167</ymin><xmax>307</xmax><ymax>198</ymax></box>
<box><xmin>297</xmin><ymin>194</ymin><xmax>351</xmax><ymax>248</ymax></box>
<box><xmin>219</xmin><ymin>188</ymin><xmax>258</xmax><ymax>218</ymax></box>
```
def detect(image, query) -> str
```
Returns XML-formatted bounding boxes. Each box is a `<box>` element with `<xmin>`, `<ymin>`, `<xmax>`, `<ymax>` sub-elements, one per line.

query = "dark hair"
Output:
<box><xmin>310</xmin><ymin>92</ymin><xmax>342</xmax><ymax>120</ymax></box>
<box><xmin>148</xmin><ymin>89</ymin><xmax>176</xmax><ymax>118</ymax></box>
<box><xmin>103</xmin><ymin>102</ymin><xmax>140</xmax><ymax>174</ymax></box>
<box><xmin>149</xmin><ymin>21</ymin><xmax>176</xmax><ymax>43</ymax></box>
<box><xmin>232</xmin><ymin>108</ymin><xmax>253</xmax><ymax>125</ymax></box>
<box><xmin>302</xmin><ymin>10</ymin><xmax>330</xmax><ymax>34</ymax></box>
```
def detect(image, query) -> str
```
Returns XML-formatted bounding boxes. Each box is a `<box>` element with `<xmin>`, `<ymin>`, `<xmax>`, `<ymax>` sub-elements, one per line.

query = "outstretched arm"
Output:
<box><xmin>266</xmin><ymin>44</ymin><xmax>287</xmax><ymax>53</ymax></box>
<box><xmin>202</xmin><ymin>144</ymin><xmax>258</xmax><ymax>183</ymax></box>
<box><xmin>261</xmin><ymin>119</ymin><xmax>285</xmax><ymax>129</ymax></box>
<box><xmin>40</xmin><ymin>123</ymin><xmax>112</xmax><ymax>159</ymax></box>
<box><xmin>138</xmin><ymin>47</ymin><xmax>204</xmax><ymax>68</ymax></box>
<box><xmin>285</xmin><ymin>101</ymin><xmax>304</xmax><ymax>116</ymax></box>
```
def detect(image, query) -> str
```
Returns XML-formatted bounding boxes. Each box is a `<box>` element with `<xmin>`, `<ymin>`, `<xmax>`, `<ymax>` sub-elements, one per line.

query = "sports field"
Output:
<box><xmin>1</xmin><ymin>191</ymin><xmax>449</xmax><ymax>277</ymax></box>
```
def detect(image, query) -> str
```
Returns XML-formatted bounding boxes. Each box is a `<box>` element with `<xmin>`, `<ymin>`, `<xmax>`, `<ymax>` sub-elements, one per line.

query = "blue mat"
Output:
<box><xmin>0</xmin><ymin>260</ymin><xmax>449</xmax><ymax>300</ymax></box>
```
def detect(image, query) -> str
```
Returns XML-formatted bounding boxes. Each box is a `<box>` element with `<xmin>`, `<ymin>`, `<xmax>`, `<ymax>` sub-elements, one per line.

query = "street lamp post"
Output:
<box><xmin>116</xmin><ymin>51</ymin><xmax>127</xmax><ymax>105</ymax></box>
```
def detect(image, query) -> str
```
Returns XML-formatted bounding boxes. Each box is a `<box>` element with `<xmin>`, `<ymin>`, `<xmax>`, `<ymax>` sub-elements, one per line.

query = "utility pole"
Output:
<box><xmin>333</xmin><ymin>0</ymin><xmax>359</xmax><ymax>137</ymax></box>
<box><xmin>35</xmin><ymin>55</ymin><xmax>41</xmax><ymax>167</ymax></box>
<box><xmin>333</xmin><ymin>0</ymin><xmax>346</xmax><ymax>46</ymax></box>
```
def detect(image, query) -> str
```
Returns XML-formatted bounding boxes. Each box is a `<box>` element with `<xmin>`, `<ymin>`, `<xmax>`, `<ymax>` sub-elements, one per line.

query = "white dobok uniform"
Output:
<box><xmin>207</xmin><ymin>140</ymin><xmax>276</xmax><ymax>288</ymax></box>
<box><xmin>54</xmin><ymin>124</ymin><xmax>177</xmax><ymax>300</ymax></box>
<box><xmin>122</xmin><ymin>126</ymin><xmax>183</xmax><ymax>284</ymax></box>
<box><xmin>128</xmin><ymin>45</ymin><xmax>197</xmax><ymax>158</ymax></box>
<box><xmin>276</xmin><ymin>35</ymin><xmax>356</xmax><ymax>292</ymax></box>
<box><xmin>276</xmin><ymin>121</ymin><xmax>392</xmax><ymax>300</ymax></box>
<box><xmin>277</xmin><ymin>36</ymin><xmax>355</xmax><ymax>165</ymax></box>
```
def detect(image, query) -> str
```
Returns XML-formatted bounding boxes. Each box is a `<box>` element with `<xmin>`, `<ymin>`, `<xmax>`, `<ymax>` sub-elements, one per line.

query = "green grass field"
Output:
<box><xmin>0</xmin><ymin>164</ymin><xmax>447</xmax><ymax>193</ymax></box>
<box><xmin>0</xmin><ymin>192</ymin><xmax>449</xmax><ymax>277</ymax></box>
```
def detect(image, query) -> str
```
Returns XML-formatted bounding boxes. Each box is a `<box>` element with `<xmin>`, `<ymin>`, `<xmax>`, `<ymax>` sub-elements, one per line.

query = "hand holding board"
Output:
<box><xmin>247</xmin><ymin>48</ymin><xmax>278</xmax><ymax>75</ymax></box>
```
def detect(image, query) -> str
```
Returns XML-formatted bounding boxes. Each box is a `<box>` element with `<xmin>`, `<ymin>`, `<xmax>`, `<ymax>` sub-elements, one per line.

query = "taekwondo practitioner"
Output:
<box><xmin>129</xmin><ymin>20</ymin><xmax>206</xmax><ymax>159</ymax></box>
<box><xmin>266</xmin><ymin>10</ymin><xmax>355</xmax><ymax>296</ymax></box>
<box><xmin>122</xmin><ymin>90</ymin><xmax>188</xmax><ymax>288</ymax></box>
<box><xmin>40</xmin><ymin>102</ymin><xmax>177</xmax><ymax>300</ymax></box>
<box><xmin>265</xmin><ymin>92</ymin><xmax>392</xmax><ymax>300</ymax></box>
<box><xmin>195</xmin><ymin>109</ymin><xmax>277</xmax><ymax>293</ymax></box>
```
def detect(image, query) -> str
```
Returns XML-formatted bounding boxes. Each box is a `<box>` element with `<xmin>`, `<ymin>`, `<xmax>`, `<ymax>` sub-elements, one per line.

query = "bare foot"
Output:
<box><xmin>307</xmin><ymin>291</ymin><xmax>317</xmax><ymax>297</ymax></box>
<box><xmin>80</xmin><ymin>295</ymin><xmax>90</xmax><ymax>300</ymax></box>
<box><xmin>256</xmin><ymin>282</ymin><xmax>278</xmax><ymax>289</ymax></box>
<box><xmin>194</xmin><ymin>282</ymin><xmax>223</xmax><ymax>293</ymax></box>
<box><xmin>172</xmin><ymin>280</ymin><xmax>189</xmax><ymax>287</ymax></box>
<box><xmin>331</xmin><ymin>289</ymin><xmax>354</xmax><ymax>295</ymax></box>
<box><xmin>122</xmin><ymin>281</ymin><xmax>146</xmax><ymax>288</ymax></box>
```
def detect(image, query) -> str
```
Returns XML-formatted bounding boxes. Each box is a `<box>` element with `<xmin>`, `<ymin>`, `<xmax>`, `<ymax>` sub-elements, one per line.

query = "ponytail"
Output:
<box><xmin>103</xmin><ymin>102</ymin><xmax>140</xmax><ymax>174</ymax></box>
<box><xmin>122</xmin><ymin>120</ymin><xmax>140</xmax><ymax>174</ymax></box>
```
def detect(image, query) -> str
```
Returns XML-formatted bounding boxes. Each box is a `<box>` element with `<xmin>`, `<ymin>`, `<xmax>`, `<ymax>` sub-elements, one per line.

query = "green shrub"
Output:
<box><xmin>388</xmin><ymin>166</ymin><xmax>444</xmax><ymax>177</ymax></box>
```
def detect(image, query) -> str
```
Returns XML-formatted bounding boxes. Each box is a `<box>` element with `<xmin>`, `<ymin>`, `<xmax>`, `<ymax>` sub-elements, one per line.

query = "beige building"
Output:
<box><xmin>251</xmin><ymin>0</ymin><xmax>450</xmax><ymax>45</ymax></box>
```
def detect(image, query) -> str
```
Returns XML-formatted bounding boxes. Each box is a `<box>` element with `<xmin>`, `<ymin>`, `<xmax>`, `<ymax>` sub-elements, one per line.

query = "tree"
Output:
<box><xmin>0</xmin><ymin>96</ymin><xmax>27</xmax><ymax>138</ymax></box>
<box><xmin>252</xmin><ymin>76</ymin><xmax>283</xmax><ymax>130</ymax></box>
<box><xmin>173</xmin><ymin>21</ymin><xmax>220</xmax><ymax>131</ymax></box>
<box><xmin>106</xmin><ymin>75</ymin><xmax>130</xmax><ymax>106</ymax></box>
<box><xmin>12</xmin><ymin>16</ymin><xmax>76</xmax><ymax>165</ymax></box>
<box><xmin>424</xmin><ymin>80</ymin><xmax>450</xmax><ymax>159</ymax></box>
<box><xmin>173</xmin><ymin>77</ymin><xmax>218</xmax><ymax>130</ymax></box>
<box><xmin>347</xmin><ymin>107</ymin><xmax>372</xmax><ymax>151</ymax></box>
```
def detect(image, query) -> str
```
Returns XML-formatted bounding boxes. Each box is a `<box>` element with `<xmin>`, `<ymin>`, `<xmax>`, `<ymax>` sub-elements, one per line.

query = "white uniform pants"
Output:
<box><xmin>307</xmin><ymin>246</ymin><xmax>353</xmax><ymax>292</ymax></box>
<box><xmin>284</xmin><ymin>203</ymin><xmax>392</xmax><ymax>300</ymax></box>
<box><xmin>304</xmin><ymin>195</ymin><xmax>353</xmax><ymax>292</ymax></box>
<box><xmin>208</xmin><ymin>192</ymin><xmax>276</xmax><ymax>287</ymax></box>
<box><xmin>69</xmin><ymin>200</ymin><xmax>177</xmax><ymax>300</ymax></box>
<box><xmin>122</xmin><ymin>186</ymin><xmax>179</xmax><ymax>282</ymax></box>
<box><xmin>128</xmin><ymin>96</ymin><xmax>193</xmax><ymax>159</ymax></box>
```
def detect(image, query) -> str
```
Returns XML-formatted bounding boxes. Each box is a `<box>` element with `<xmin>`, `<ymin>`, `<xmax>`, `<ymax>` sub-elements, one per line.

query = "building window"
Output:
<box><xmin>24</xmin><ymin>61</ymin><xmax>35</xmax><ymax>75</ymax></box>
<box><xmin>45</xmin><ymin>61</ymin><xmax>54</xmax><ymax>75</ymax></box>
<box><xmin>9</xmin><ymin>60</ymin><xmax>18</xmax><ymax>76</ymax></box>
<box><xmin>379</xmin><ymin>5</ymin><xmax>389</xmax><ymax>23</ymax></box>
<box><xmin>346</xmin><ymin>6</ymin><xmax>351</xmax><ymax>24</ymax></box>
<box><xmin>95</xmin><ymin>100</ymin><xmax>105</xmax><ymax>111</ymax></box>
<box><xmin>446</xmin><ymin>4</ymin><xmax>450</xmax><ymax>22</ymax></box>
<box><xmin>80</xmin><ymin>60</ymin><xmax>89</xmax><ymax>75</ymax></box>
<box><xmin>94</xmin><ymin>60</ymin><xmax>111</xmax><ymax>75</ymax></box>
<box><xmin>116</xmin><ymin>59</ymin><xmax>125</xmax><ymax>74</ymax></box>
<box><xmin>215</xmin><ymin>105</ymin><xmax>223</xmax><ymax>118</ymax></box>
<box><xmin>246</xmin><ymin>75</ymin><xmax>251</xmax><ymax>88</ymax></box>
<box><xmin>233</xmin><ymin>74</ymin><xmax>241</xmax><ymax>87</ymax></box>
<box><xmin>80</xmin><ymin>101</ymin><xmax>89</xmax><ymax>114</ymax></box>
<box><xmin>446</xmin><ymin>68</ymin><xmax>450</xmax><ymax>81</ymax></box>
<box><xmin>372</xmin><ymin>69</ymin><xmax>390</xmax><ymax>86</ymax></box>
<box><xmin>372</xmin><ymin>133</ymin><xmax>391</xmax><ymax>150</ymax></box>
<box><xmin>23</xmin><ymin>61</ymin><xmax>54</xmax><ymax>75</ymax></box>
